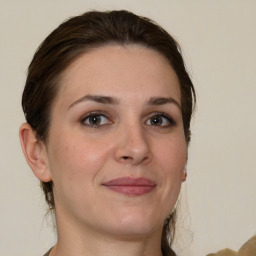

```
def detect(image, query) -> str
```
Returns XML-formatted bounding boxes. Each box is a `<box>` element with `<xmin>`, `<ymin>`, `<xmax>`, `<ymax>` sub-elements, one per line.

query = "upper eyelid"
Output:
<box><xmin>145</xmin><ymin>111</ymin><xmax>175</xmax><ymax>120</ymax></box>
<box><xmin>149</xmin><ymin>113</ymin><xmax>176</xmax><ymax>124</ymax></box>
<box><xmin>80</xmin><ymin>110</ymin><xmax>173</xmax><ymax>118</ymax></box>
<box><xmin>80</xmin><ymin>111</ymin><xmax>110</xmax><ymax>119</ymax></box>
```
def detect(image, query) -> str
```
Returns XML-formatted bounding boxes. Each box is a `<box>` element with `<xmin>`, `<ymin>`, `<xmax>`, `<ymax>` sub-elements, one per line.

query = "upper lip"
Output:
<box><xmin>102</xmin><ymin>177</ymin><xmax>156</xmax><ymax>186</ymax></box>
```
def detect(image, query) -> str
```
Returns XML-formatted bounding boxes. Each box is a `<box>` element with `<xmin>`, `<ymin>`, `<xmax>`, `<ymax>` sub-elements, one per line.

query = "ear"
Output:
<box><xmin>19</xmin><ymin>123</ymin><xmax>52</xmax><ymax>182</ymax></box>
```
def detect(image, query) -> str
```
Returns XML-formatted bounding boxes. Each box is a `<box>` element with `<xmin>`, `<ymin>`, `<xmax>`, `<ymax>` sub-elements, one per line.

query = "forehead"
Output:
<box><xmin>55</xmin><ymin>44</ymin><xmax>181</xmax><ymax>106</ymax></box>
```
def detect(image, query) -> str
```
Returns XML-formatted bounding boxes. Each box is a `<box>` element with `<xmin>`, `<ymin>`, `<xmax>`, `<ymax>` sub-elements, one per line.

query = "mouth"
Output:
<box><xmin>102</xmin><ymin>177</ymin><xmax>156</xmax><ymax>196</ymax></box>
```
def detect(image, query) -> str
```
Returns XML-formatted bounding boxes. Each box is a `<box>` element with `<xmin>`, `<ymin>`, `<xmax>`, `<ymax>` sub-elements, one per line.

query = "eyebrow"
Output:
<box><xmin>69</xmin><ymin>95</ymin><xmax>119</xmax><ymax>108</ymax></box>
<box><xmin>69</xmin><ymin>94</ymin><xmax>181</xmax><ymax>110</ymax></box>
<box><xmin>147</xmin><ymin>97</ymin><xmax>181</xmax><ymax>109</ymax></box>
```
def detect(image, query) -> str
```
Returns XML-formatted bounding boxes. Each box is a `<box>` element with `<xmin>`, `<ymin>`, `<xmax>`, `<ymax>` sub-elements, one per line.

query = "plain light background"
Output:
<box><xmin>0</xmin><ymin>0</ymin><xmax>255</xmax><ymax>255</ymax></box>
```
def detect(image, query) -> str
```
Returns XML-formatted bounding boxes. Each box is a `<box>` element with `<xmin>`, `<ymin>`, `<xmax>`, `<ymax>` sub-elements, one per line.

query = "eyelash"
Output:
<box><xmin>80</xmin><ymin>111</ymin><xmax>176</xmax><ymax>128</ymax></box>
<box><xmin>80</xmin><ymin>111</ymin><xmax>112</xmax><ymax>128</ymax></box>
<box><xmin>146</xmin><ymin>112</ymin><xmax>176</xmax><ymax>128</ymax></box>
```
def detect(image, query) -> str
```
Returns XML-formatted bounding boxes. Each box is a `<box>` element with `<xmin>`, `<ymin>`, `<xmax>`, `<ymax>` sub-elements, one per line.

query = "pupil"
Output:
<box><xmin>90</xmin><ymin>115</ymin><xmax>100</xmax><ymax>125</ymax></box>
<box><xmin>151</xmin><ymin>116</ymin><xmax>162</xmax><ymax>125</ymax></box>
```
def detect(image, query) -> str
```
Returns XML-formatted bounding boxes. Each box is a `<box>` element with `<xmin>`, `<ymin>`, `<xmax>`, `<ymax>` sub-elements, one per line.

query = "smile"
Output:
<box><xmin>102</xmin><ymin>177</ymin><xmax>156</xmax><ymax>196</ymax></box>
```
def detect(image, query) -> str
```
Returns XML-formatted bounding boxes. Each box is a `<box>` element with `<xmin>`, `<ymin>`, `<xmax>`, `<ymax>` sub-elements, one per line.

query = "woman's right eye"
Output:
<box><xmin>80</xmin><ymin>113</ymin><xmax>111</xmax><ymax>127</ymax></box>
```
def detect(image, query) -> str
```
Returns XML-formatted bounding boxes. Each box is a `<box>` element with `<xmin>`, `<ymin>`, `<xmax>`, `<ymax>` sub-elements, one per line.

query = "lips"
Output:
<box><xmin>102</xmin><ymin>177</ymin><xmax>156</xmax><ymax>196</ymax></box>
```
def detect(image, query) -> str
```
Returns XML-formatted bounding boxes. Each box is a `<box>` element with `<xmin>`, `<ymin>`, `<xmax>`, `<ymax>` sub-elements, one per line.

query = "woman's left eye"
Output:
<box><xmin>81</xmin><ymin>113</ymin><xmax>111</xmax><ymax>127</ymax></box>
<box><xmin>145</xmin><ymin>113</ymin><xmax>175</xmax><ymax>127</ymax></box>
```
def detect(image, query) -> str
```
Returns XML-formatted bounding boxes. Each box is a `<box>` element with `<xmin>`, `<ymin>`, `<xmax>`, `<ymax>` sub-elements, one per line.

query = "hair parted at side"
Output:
<box><xmin>22</xmin><ymin>10</ymin><xmax>196</xmax><ymax>256</ymax></box>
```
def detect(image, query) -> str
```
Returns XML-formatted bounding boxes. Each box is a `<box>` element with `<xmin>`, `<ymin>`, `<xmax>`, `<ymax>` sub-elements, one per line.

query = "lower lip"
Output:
<box><xmin>103</xmin><ymin>185</ymin><xmax>155</xmax><ymax>196</ymax></box>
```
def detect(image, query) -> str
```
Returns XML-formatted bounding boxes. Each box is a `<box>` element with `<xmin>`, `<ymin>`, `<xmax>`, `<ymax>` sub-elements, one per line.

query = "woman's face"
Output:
<box><xmin>44</xmin><ymin>45</ymin><xmax>187</xmax><ymax>238</ymax></box>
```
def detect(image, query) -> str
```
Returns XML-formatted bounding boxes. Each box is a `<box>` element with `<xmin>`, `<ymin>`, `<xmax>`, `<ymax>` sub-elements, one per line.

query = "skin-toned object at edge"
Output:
<box><xmin>207</xmin><ymin>235</ymin><xmax>256</xmax><ymax>256</ymax></box>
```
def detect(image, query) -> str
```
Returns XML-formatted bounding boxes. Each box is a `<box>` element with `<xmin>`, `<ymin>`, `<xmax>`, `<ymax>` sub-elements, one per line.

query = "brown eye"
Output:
<box><xmin>81</xmin><ymin>114</ymin><xmax>110</xmax><ymax>127</ymax></box>
<box><xmin>88</xmin><ymin>115</ymin><xmax>101</xmax><ymax>125</ymax></box>
<box><xmin>150</xmin><ymin>116</ymin><xmax>163</xmax><ymax>126</ymax></box>
<box><xmin>146</xmin><ymin>113</ymin><xmax>175</xmax><ymax>127</ymax></box>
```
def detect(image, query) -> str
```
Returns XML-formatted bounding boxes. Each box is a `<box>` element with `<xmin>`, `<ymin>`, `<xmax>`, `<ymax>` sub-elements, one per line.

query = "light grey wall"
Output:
<box><xmin>0</xmin><ymin>1</ymin><xmax>255</xmax><ymax>255</ymax></box>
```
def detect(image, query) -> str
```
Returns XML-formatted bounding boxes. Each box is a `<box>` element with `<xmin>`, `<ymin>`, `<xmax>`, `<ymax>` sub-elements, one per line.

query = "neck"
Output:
<box><xmin>51</xmin><ymin>236</ymin><xmax>163</xmax><ymax>256</ymax></box>
<box><xmin>50</xmin><ymin>211</ymin><xmax>163</xmax><ymax>256</ymax></box>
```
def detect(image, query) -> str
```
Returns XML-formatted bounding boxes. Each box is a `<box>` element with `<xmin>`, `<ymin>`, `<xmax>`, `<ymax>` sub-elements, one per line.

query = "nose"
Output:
<box><xmin>114</xmin><ymin>122</ymin><xmax>152</xmax><ymax>165</ymax></box>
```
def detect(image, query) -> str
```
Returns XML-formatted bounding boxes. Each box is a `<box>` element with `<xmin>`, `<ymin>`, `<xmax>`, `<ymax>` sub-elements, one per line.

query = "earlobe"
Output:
<box><xmin>182</xmin><ymin>166</ymin><xmax>187</xmax><ymax>182</ymax></box>
<box><xmin>182</xmin><ymin>172</ymin><xmax>187</xmax><ymax>182</ymax></box>
<box><xmin>19</xmin><ymin>123</ymin><xmax>52</xmax><ymax>182</ymax></box>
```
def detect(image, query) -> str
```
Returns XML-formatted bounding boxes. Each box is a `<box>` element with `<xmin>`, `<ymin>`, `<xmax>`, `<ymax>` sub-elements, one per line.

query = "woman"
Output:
<box><xmin>19</xmin><ymin>10</ymin><xmax>195</xmax><ymax>256</ymax></box>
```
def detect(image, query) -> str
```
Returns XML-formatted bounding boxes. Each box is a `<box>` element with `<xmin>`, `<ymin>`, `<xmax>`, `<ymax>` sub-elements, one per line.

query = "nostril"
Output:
<box><xmin>122</xmin><ymin>156</ymin><xmax>129</xmax><ymax>160</ymax></box>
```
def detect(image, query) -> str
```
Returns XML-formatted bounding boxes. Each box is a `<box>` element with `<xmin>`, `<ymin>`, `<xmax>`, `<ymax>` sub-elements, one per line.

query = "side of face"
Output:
<box><xmin>21</xmin><ymin>44</ymin><xmax>187</xmax><ymax>239</ymax></box>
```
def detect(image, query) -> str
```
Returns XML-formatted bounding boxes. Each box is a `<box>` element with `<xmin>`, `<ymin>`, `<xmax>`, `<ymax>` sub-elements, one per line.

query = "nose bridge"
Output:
<box><xmin>115</xmin><ymin>118</ymin><xmax>152</xmax><ymax>165</ymax></box>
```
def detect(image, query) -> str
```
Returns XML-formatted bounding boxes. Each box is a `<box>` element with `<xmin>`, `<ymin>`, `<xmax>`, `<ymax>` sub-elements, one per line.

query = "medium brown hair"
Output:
<box><xmin>22</xmin><ymin>10</ymin><xmax>196</xmax><ymax>256</ymax></box>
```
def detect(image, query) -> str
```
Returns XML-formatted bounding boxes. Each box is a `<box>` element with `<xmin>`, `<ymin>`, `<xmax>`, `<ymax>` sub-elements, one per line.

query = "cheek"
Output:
<box><xmin>47</xmin><ymin>132</ymin><xmax>113</xmax><ymax>216</ymax></box>
<box><xmin>156</xmin><ymin>136</ymin><xmax>187</xmax><ymax>173</ymax></box>
<box><xmin>155</xmin><ymin>136</ymin><xmax>187</xmax><ymax>199</ymax></box>
<box><xmin>47</xmin><ymin>132</ymin><xmax>111</xmax><ymax>186</ymax></box>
